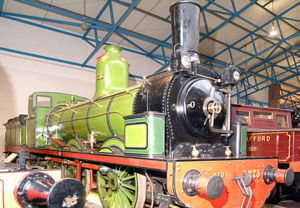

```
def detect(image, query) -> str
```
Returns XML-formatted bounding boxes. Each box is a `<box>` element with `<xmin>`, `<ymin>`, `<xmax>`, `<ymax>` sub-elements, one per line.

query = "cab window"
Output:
<box><xmin>36</xmin><ymin>95</ymin><xmax>52</xmax><ymax>107</ymax></box>
<box><xmin>276</xmin><ymin>115</ymin><xmax>288</xmax><ymax>128</ymax></box>
<box><xmin>253</xmin><ymin>111</ymin><xmax>273</xmax><ymax>119</ymax></box>
<box><xmin>236</xmin><ymin>111</ymin><xmax>250</xmax><ymax>124</ymax></box>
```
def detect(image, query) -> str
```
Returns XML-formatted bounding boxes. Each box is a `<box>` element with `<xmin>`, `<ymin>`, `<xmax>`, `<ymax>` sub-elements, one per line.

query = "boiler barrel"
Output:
<box><xmin>47</xmin><ymin>87</ymin><xmax>139</xmax><ymax>142</ymax></box>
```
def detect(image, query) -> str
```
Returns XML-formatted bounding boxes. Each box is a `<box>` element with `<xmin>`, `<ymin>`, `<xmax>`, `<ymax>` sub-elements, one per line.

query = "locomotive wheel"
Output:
<box><xmin>82</xmin><ymin>168</ymin><xmax>91</xmax><ymax>195</ymax></box>
<box><xmin>97</xmin><ymin>166</ymin><xmax>146</xmax><ymax>208</ymax></box>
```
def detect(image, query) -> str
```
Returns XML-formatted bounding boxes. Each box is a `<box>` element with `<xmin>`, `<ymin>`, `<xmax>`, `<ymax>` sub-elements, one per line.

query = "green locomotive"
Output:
<box><xmin>4</xmin><ymin>1</ymin><xmax>294</xmax><ymax>208</ymax></box>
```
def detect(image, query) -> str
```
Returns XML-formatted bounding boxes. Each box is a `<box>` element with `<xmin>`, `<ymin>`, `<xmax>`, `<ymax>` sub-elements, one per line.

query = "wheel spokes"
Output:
<box><xmin>121</xmin><ymin>175</ymin><xmax>135</xmax><ymax>182</ymax></box>
<box><xmin>104</xmin><ymin>189</ymin><xmax>112</xmax><ymax>201</ymax></box>
<box><xmin>97</xmin><ymin>166</ymin><xmax>143</xmax><ymax>208</ymax></box>
<box><xmin>119</xmin><ymin>191</ymin><xmax>132</xmax><ymax>208</ymax></box>
<box><xmin>121</xmin><ymin>183</ymin><xmax>136</xmax><ymax>191</ymax></box>
<box><xmin>120</xmin><ymin>186</ymin><xmax>134</xmax><ymax>202</ymax></box>
<box><xmin>120</xmin><ymin>167</ymin><xmax>131</xmax><ymax>179</ymax></box>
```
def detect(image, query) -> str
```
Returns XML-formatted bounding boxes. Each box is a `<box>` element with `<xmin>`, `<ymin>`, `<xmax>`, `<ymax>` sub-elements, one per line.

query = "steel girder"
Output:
<box><xmin>0</xmin><ymin>0</ymin><xmax>299</xmax><ymax>108</ymax></box>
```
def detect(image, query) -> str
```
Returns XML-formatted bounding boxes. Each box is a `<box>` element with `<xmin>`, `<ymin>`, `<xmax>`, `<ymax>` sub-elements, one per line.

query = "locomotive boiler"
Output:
<box><xmin>4</xmin><ymin>1</ymin><xmax>295</xmax><ymax>208</ymax></box>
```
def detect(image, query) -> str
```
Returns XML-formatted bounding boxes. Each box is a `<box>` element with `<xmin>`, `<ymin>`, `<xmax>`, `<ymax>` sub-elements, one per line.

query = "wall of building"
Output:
<box><xmin>0</xmin><ymin>18</ymin><xmax>161</xmax><ymax>160</ymax></box>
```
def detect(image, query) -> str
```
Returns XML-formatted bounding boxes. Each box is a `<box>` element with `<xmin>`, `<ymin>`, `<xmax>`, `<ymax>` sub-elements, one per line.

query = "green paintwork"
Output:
<box><xmin>45</xmin><ymin>140</ymin><xmax>59</xmax><ymax>149</ymax></box>
<box><xmin>125</xmin><ymin>124</ymin><xmax>147</xmax><ymax>148</ymax></box>
<box><xmin>99</xmin><ymin>137</ymin><xmax>125</xmax><ymax>152</ymax></box>
<box><xmin>44</xmin><ymin>46</ymin><xmax>141</xmax><ymax>147</ymax></box>
<box><xmin>48</xmin><ymin>85</ymin><xmax>140</xmax><ymax>144</ymax></box>
<box><xmin>65</xmin><ymin>138</ymin><xmax>84</xmax><ymax>150</ymax></box>
<box><xmin>93</xmin><ymin>45</ymin><xmax>128</xmax><ymax>99</ymax></box>
<box><xmin>241</xmin><ymin>125</ymin><xmax>247</xmax><ymax>154</ymax></box>
<box><xmin>36</xmin><ymin>108</ymin><xmax>50</xmax><ymax>147</ymax></box>
<box><xmin>99</xmin><ymin>148</ymin><xmax>113</xmax><ymax>153</ymax></box>
<box><xmin>97</xmin><ymin>166</ymin><xmax>138</xmax><ymax>208</ymax></box>
<box><xmin>124</xmin><ymin>113</ymin><xmax>165</xmax><ymax>155</ymax></box>
<box><xmin>27</xmin><ymin>92</ymin><xmax>88</xmax><ymax>147</ymax></box>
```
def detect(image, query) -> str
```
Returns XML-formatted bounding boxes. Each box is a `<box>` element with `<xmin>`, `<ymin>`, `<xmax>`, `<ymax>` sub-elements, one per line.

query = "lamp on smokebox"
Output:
<box><xmin>81</xmin><ymin>0</ymin><xmax>88</xmax><ymax>31</ymax></box>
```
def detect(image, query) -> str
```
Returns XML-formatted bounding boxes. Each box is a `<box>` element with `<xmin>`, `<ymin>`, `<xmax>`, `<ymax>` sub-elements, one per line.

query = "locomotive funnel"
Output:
<box><xmin>169</xmin><ymin>1</ymin><xmax>202</xmax><ymax>54</ymax></box>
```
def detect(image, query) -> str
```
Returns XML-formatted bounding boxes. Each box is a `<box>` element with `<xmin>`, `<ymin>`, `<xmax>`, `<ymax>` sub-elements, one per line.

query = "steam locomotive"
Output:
<box><xmin>4</xmin><ymin>1</ymin><xmax>294</xmax><ymax>208</ymax></box>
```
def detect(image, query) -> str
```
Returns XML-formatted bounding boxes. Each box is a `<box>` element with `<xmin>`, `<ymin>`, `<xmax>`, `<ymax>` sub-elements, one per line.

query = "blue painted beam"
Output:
<box><xmin>115</xmin><ymin>32</ymin><xmax>165</xmax><ymax>66</ymax></box>
<box><xmin>82</xmin><ymin>0</ymin><xmax>139</xmax><ymax>66</ymax></box>
<box><xmin>209</xmin><ymin>3</ymin><xmax>299</xmax><ymax>65</ymax></box>
<box><xmin>2</xmin><ymin>12</ymin><xmax>82</xmax><ymax>26</ymax></box>
<box><xmin>238</xmin><ymin>72</ymin><xmax>299</xmax><ymax>99</ymax></box>
<box><xmin>1</xmin><ymin>14</ymin><xmax>167</xmax><ymax>64</ymax></box>
<box><xmin>149</xmin><ymin>35</ymin><xmax>171</xmax><ymax>55</ymax></box>
<box><xmin>204</xmin><ymin>8</ymin><xmax>231</xmax><ymax>15</ymax></box>
<box><xmin>240</xmin><ymin>43</ymin><xmax>300</xmax><ymax>83</ymax></box>
<box><xmin>280</xmin><ymin>90</ymin><xmax>300</xmax><ymax>99</ymax></box>
<box><xmin>0</xmin><ymin>0</ymin><xmax>4</xmax><ymax>14</ymax></box>
<box><xmin>5</xmin><ymin>2</ymin><xmax>172</xmax><ymax>61</ymax></box>
<box><xmin>281</xmin><ymin>16</ymin><xmax>300</xmax><ymax>22</ymax></box>
<box><xmin>17</xmin><ymin>0</ymin><xmax>111</xmax><ymax>29</ymax></box>
<box><xmin>82</xmin><ymin>0</ymin><xmax>111</xmax><ymax>39</ymax></box>
<box><xmin>0</xmin><ymin>47</ymin><xmax>95</xmax><ymax>69</ymax></box>
<box><xmin>154</xmin><ymin>62</ymin><xmax>170</xmax><ymax>73</ymax></box>
<box><xmin>200</xmin><ymin>0</ymin><xmax>258</xmax><ymax>42</ymax></box>
<box><xmin>0</xmin><ymin>46</ymin><xmax>144</xmax><ymax>79</ymax></box>
<box><xmin>241</xmin><ymin>99</ymin><xmax>271</xmax><ymax>106</ymax></box>
<box><xmin>109</xmin><ymin>0</ymin><xmax>115</xmax><ymax>25</ymax></box>
<box><xmin>11</xmin><ymin>1</ymin><xmax>172</xmax><ymax>50</ymax></box>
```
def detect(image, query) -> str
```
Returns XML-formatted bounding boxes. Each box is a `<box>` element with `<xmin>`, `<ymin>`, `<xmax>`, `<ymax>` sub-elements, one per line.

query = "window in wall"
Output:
<box><xmin>236</xmin><ymin>111</ymin><xmax>250</xmax><ymax>124</ymax></box>
<box><xmin>276</xmin><ymin>115</ymin><xmax>288</xmax><ymax>127</ymax></box>
<box><xmin>36</xmin><ymin>95</ymin><xmax>52</xmax><ymax>107</ymax></box>
<box><xmin>253</xmin><ymin>111</ymin><xmax>273</xmax><ymax>119</ymax></box>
